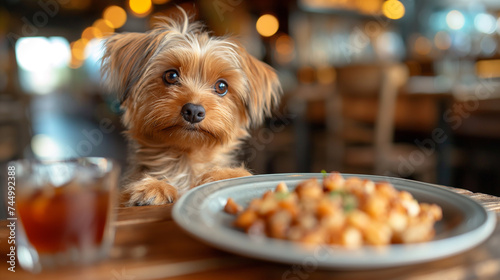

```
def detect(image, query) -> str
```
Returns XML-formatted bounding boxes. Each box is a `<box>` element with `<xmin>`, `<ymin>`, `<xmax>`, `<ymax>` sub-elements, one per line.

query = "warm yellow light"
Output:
<box><xmin>93</xmin><ymin>19</ymin><xmax>114</xmax><ymax>37</ymax></box>
<box><xmin>256</xmin><ymin>14</ymin><xmax>279</xmax><ymax>37</ymax></box>
<box><xmin>476</xmin><ymin>59</ymin><xmax>500</xmax><ymax>78</ymax></box>
<box><xmin>129</xmin><ymin>0</ymin><xmax>152</xmax><ymax>17</ymax></box>
<box><xmin>356</xmin><ymin>0</ymin><xmax>382</xmax><ymax>14</ymax></box>
<box><xmin>103</xmin><ymin>5</ymin><xmax>127</xmax><ymax>29</ymax></box>
<box><xmin>152</xmin><ymin>0</ymin><xmax>169</xmax><ymax>4</ymax></box>
<box><xmin>71</xmin><ymin>39</ymin><xmax>87</xmax><ymax>61</ymax></box>
<box><xmin>274</xmin><ymin>34</ymin><xmax>294</xmax><ymax>65</ymax></box>
<box><xmin>382</xmin><ymin>0</ymin><xmax>405</xmax><ymax>20</ymax></box>
<box><xmin>69</xmin><ymin>55</ymin><xmax>84</xmax><ymax>69</ymax></box>
<box><xmin>275</xmin><ymin>34</ymin><xmax>294</xmax><ymax>56</ymax></box>
<box><xmin>81</xmin><ymin>27</ymin><xmax>102</xmax><ymax>41</ymax></box>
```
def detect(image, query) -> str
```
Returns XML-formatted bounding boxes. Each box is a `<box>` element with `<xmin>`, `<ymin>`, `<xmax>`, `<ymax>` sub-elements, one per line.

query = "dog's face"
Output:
<box><xmin>102</xmin><ymin>14</ymin><xmax>281</xmax><ymax>150</ymax></box>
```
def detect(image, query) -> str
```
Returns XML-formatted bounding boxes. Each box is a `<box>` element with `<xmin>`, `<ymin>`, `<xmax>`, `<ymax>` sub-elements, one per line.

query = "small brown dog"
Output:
<box><xmin>102</xmin><ymin>9</ymin><xmax>281</xmax><ymax>206</ymax></box>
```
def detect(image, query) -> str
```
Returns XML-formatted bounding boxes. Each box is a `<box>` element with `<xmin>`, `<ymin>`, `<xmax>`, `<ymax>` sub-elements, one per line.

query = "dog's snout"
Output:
<box><xmin>181</xmin><ymin>103</ymin><xmax>205</xmax><ymax>124</ymax></box>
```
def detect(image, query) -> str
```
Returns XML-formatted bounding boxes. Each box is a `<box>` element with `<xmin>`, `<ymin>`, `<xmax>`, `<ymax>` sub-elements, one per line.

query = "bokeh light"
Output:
<box><xmin>476</xmin><ymin>59</ymin><xmax>500</xmax><ymax>78</ymax></box>
<box><xmin>15</xmin><ymin>37</ymin><xmax>70</xmax><ymax>94</ymax></box>
<box><xmin>129</xmin><ymin>0</ymin><xmax>152</xmax><ymax>17</ymax></box>
<box><xmin>16</xmin><ymin>37</ymin><xmax>70</xmax><ymax>72</ymax></box>
<box><xmin>274</xmin><ymin>34</ymin><xmax>295</xmax><ymax>65</ymax></box>
<box><xmin>355</xmin><ymin>0</ymin><xmax>381</xmax><ymax>14</ymax></box>
<box><xmin>93</xmin><ymin>19</ymin><xmax>114</xmax><ymax>37</ymax></box>
<box><xmin>15</xmin><ymin>37</ymin><xmax>52</xmax><ymax>72</ymax></box>
<box><xmin>103</xmin><ymin>5</ymin><xmax>127</xmax><ymax>29</ymax></box>
<box><xmin>414</xmin><ymin>36</ymin><xmax>432</xmax><ymax>56</ymax></box>
<box><xmin>434</xmin><ymin>31</ymin><xmax>451</xmax><ymax>50</ymax></box>
<box><xmin>84</xmin><ymin>39</ymin><xmax>105</xmax><ymax>63</ymax></box>
<box><xmin>19</xmin><ymin>70</ymin><xmax>58</xmax><ymax>94</ymax></box>
<box><xmin>256</xmin><ymin>14</ymin><xmax>279</xmax><ymax>37</ymax></box>
<box><xmin>275</xmin><ymin>34</ymin><xmax>294</xmax><ymax>56</ymax></box>
<box><xmin>84</xmin><ymin>39</ymin><xmax>106</xmax><ymax>83</ymax></box>
<box><xmin>446</xmin><ymin>10</ymin><xmax>465</xmax><ymax>30</ymax></box>
<box><xmin>31</xmin><ymin>134</ymin><xmax>63</xmax><ymax>159</ymax></box>
<box><xmin>375</xmin><ymin>32</ymin><xmax>405</xmax><ymax>60</ymax></box>
<box><xmin>453</xmin><ymin>32</ymin><xmax>471</xmax><ymax>55</ymax></box>
<box><xmin>69</xmin><ymin>55</ymin><xmax>84</xmax><ymax>69</ymax></box>
<box><xmin>480</xmin><ymin>36</ymin><xmax>497</xmax><ymax>56</ymax></box>
<box><xmin>474</xmin><ymin>13</ymin><xmax>496</xmax><ymax>34</ymax></box>
<box><xmin>48</xmin><ymin>37</ymin><xmax>71</xmax><ymax>68</ymax></box>
<box><xmin>71</xmin><ymin>39</ymin><xmax>88</xmax><ymax>61</ymax></box>
<box><xmin>81</xmin><ymin>26</ymin><xmax>101</xmax><ymax>41</ymax></box>
<box><xmin>382</xmin><ymin>0</ymin><xmax>405</xmax><ymax>20</ymax></box>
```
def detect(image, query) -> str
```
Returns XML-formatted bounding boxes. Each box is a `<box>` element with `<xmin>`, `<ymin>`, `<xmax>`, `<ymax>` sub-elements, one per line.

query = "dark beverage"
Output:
<box><xmin>18</xmin><ymin>186</ymin><xmax>110</xmax><ymax>254</ymax></box>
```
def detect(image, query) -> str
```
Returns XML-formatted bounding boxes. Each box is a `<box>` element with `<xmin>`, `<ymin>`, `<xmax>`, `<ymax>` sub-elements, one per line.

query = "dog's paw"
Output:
<box><xmin>125</xmin><ymin>176</ymin><xmax>178</xmax><ymax>206</ymax></box>
<box><xmin>195</xmin><ymin>167</ymin><xmax>252</xmax><ymax>187</ymax></box>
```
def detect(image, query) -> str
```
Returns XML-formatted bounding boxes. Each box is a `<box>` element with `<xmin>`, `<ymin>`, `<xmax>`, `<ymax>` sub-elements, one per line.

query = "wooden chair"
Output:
<box><xmin>326</xmin><ymin>63</ymin><xmax>436</xmax><ymax>182</ymax></box>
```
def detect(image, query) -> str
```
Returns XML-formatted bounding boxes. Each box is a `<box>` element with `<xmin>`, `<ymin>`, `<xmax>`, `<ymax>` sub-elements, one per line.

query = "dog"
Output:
<box><xmin>101</xmin><ymin>9</ymin><xmax>281</xmax><ymax>206</ymax></box>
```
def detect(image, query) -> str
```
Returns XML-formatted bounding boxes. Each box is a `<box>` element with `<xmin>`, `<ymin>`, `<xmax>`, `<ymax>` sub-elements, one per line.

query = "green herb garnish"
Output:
<box><xmin>342</xmin><ymin>194</ymin><xmax>358</xmax><ymax>213</ymax></box>
<box><xmin>329</xmin><ymin>190</ymin><xmax>344</xmax><ymax>197</ymax></box>
<box><xmin>329</xmin><ymin>190</ymin><xmax>358</xmax><ymax>212</ymax></box>
<box><xmin>275</xmin><ymin>192</ymin><xmax>290</xmax><ymax>200</ymax></box>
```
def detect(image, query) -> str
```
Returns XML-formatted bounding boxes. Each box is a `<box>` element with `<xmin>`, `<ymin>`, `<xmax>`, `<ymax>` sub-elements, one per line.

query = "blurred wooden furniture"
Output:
<box><xmin>403</xmin><ymin>75</ymin><xmax>500</xmax><ymax>187</ymax></box>
<box><xmin>1</xmin><ymin>187</ymin><xmax>499</xmax><ymax>280</ymax></box>
<box><xmin>453</xmin><ymin>96</ymin><xmax>500</xmax><ymax>139</ymax></box>
<box><xmin>327</xmin><ymin>64</ymin><xmax>436</xmax><ymax>182</ymax></box>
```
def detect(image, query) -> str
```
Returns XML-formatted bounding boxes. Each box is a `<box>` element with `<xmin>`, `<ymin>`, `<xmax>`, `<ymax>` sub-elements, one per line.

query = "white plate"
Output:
<box><xmin>172</xmin><ymin>173</ymin><xmax>497</xmax><ymax>269</ymax></box>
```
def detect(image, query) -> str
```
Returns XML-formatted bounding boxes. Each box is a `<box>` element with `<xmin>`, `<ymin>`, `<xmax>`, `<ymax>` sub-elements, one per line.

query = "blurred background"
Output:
<box><xmin>1</xmin><ymin>0</ymin><xmax>500</xmax><ymax>200</ymax></box>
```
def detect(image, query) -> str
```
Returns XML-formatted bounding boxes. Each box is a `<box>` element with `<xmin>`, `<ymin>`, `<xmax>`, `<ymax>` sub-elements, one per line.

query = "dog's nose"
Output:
<box><xmin>181</xmin><ymin>103</ymin><xmax>205</xmax><ymax>124</ymax></box>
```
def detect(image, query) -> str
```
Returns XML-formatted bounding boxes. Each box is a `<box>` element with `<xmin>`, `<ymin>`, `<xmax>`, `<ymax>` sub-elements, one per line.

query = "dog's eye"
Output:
<box><xmin>214</xmin><ymin>80</ymin><xmax>228</xmax><ymax>96</ymax></box>
<box><xmin>163</xmin><ymin>70</ymin><xmax>179</xmax><ymax>85</ymax></box>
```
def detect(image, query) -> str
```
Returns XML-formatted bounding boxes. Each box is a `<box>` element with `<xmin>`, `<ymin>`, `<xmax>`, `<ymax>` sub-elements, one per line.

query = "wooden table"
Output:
<box><xmin>1</xmin><ymin>187</ymin><xmax>499</xmax><ymax>280</ymax></box>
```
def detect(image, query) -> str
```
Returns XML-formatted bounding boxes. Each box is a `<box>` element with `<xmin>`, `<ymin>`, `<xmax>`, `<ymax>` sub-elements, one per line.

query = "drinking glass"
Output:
<box><xmin>7</xmin><ymin>157</ymin><xmax>120</xmax><ymax>273</ymax></box>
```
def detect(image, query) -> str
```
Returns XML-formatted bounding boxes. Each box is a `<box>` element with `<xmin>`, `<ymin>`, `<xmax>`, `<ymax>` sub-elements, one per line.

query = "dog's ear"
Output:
<box><xmin>239</xmin><ymin>48</ymin><xmax>282</xmax><ymax>127</ymax></box>
<box><xmin>101</xmin><ymin>32</ymin><xmax>162</xmax><ymax>104</ymax></box>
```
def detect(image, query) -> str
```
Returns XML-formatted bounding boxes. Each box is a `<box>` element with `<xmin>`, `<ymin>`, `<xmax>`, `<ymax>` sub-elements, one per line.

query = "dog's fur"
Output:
<box><xmin>101</xmin><ymin>9</ymin><xmax>281</xmax><ymax>206</ymax></box>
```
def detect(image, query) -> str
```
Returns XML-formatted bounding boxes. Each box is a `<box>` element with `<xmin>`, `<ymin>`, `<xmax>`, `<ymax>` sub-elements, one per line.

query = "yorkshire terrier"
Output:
<box><xmin>102</xmin><ymin>9</ymin><xmax>281</xmax><ymax>206</ymax></box>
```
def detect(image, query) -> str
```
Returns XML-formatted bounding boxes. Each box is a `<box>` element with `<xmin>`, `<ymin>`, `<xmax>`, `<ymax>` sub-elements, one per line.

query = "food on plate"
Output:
<box><xmin>224</xmin><ymin>172</ymin><xmax>442</xmax><ymax>248</ymax></box>
<box><xmin>224</xmin><ymin>198</ymin><xmax>243</xmax><ymax>215</ymax></box>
